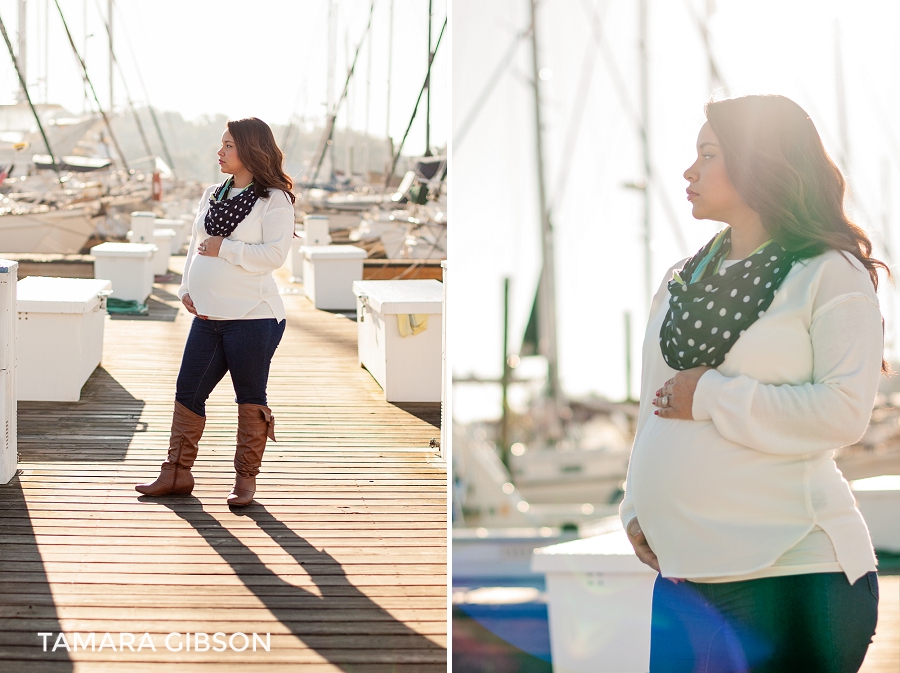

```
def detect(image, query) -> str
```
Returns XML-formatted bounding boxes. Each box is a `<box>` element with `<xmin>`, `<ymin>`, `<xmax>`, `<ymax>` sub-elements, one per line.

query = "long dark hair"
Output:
<box><xmin>705</xmin><ymin>95</ymin><xmax>887</xmax><ymax>288</ymax></box>
<box><xmin>226</xmin><ymin>117</ymin><xmax>296</xmax><ymax>204</ymax></box>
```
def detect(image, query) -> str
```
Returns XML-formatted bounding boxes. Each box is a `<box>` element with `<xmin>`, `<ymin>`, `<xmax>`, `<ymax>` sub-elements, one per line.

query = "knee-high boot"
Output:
<box><xmin>135</xmin><ymin>402</ymin><xmax>205</xmax><ymax>495</ymax></box>
<box><xmin>227</xmin><ymin>403</ymin><xmax>275</xmax><ymax>506</ymax></box>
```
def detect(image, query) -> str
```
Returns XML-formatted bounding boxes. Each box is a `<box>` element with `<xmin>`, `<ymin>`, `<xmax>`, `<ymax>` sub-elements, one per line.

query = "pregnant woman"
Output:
<box><xmin>136</xmin><ymin>117</ymin><xmax>295</xmax><ymax>506</ymax></box>
<box><xmin>621</xmin><ymin>95</ymin><xmax>885</xmax><ymax>672</ymax></box>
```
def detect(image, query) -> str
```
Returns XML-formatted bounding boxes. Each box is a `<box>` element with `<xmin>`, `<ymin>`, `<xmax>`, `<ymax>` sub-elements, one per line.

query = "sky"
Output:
<box><xmin>451</xmin><ymin>0</ymin><xmax>900</xmax><ymax>422</ymax></box>
<box><xmin>0</xmin><ymin>0</ymin><xmax>448</xmax><ymax>156</ymax></box>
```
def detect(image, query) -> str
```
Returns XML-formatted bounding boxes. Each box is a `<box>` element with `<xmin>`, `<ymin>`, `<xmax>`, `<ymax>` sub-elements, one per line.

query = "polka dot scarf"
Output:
<box><xmin>659</xmin><ymin>228</ymin><xmax>798</xmax><ymax>370</ymax></box>
<box><xmin>204</xmin><ymin>177</ymin><xmax>260</xmax><ymax>237</ymax></box>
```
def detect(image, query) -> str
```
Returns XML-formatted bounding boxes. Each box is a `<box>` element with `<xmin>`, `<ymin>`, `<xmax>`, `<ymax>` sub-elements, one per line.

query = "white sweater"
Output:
<box><xmin>178</xmin><ymin>184</ymin><xmax>294</xmax><ymax>321</ymax></box>
<box><xmin>620</xmin><ymin>248</ymin><xmax>882</xmax><ymax>584</ymax></box>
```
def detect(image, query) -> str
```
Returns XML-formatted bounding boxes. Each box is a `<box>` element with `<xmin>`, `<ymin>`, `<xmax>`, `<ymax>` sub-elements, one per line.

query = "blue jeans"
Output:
<box><xmin>649</xmin><ymin>571</ymin><xmax>878</xmax><ymax>673</ymax></box>
<box><xmin>175</xmin><ymin>318</ymin><xmax>286</xmax><ymax>417</ymax></box>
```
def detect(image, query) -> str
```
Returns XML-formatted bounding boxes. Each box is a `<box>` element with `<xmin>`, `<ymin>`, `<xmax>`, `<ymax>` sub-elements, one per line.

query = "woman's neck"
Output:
<box><xmin>725</xmin><ymin>212</ymin><xmax>770</xmax><ymax>259</ymax></box>
<box><xmin>232</xmin><ymin>171</ymin><xmax>253</xmax><ymax>189</ymax></box>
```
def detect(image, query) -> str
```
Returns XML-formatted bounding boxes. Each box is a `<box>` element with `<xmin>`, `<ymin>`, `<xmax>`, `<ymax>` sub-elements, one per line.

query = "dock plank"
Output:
<box><xmin>0</xmin><ymin>265</ymin><xmax>447</xmax><ymax>671</ymax></box>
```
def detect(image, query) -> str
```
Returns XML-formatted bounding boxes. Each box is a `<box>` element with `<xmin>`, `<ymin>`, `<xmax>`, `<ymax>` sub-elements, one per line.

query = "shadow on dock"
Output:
<box><xmin>392</xmin><ymin>403</ymin><xmax>441</xmax><ymax>428</ymax></box>
<box><xmin>0</xmin><ymin>477</ymin><xmax>74</xmax><ymax>671</ymax></box>
<box><xmin>160</xmin><ymin>498</ymin><xmax>446</xmax><ymax>670</ymax></box>
<box><xmin>17</xmin><ymin>367</ymin><xmax>146</xmax><ymax>462</ymax></box>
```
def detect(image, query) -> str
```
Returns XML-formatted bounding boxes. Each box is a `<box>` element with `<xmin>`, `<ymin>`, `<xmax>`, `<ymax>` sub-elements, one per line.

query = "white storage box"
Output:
<box><xmin>155</xmin><ymin>218</ymin><xmax>189</xmax><ymax>254</ymax></box>
<box><xmin>129</xmin><ymin>211</ymin><xmax>156</xmax><ymax>243</ymax></box>
<box><xmin>178</xmin><ymin>214</ymin><xmax>195</xmax><ymax>249</ymax></box>
<box><xmin>304</xmin><ymin>214</ymin><xmax>332</xmax><ymax>245</ymax></box>
<box><xmin>91</xmin><ymin>242</ymin><xmax>157</xmax><ymax>302</ymax></box>
<box><xmin>352</xmin><ymin>279</ymin><xmax>443</xmax><ymax>402</ymax></box>
<box><xmin>151</xmin><ymin>229</ymin><xmax>176</xmax><ymax>275</ymax></box>
<box><xmin>0</xmin><ymin>259</ymin><xmax>18</xmax><ymax>484</ymax></box>
<box><xmin>852</xmin><ymin>475</ymin><xmax>900</xmax><ymax>552</ymax></box>
<box><xmin>126</xmin><ymin>229</ymin><xmax>174</xmax><ymax>276</ymax></box>
<box><xmin>287</xmin><ymin>231</ymin><xmax>306</xmax><ymax>283</ymax></box>
<box><xmin>17</xmin><ymin>277</ymin><xmax>113</xmax><ymax>402</ymax></box>
<box><xmin>303</xmin><ymin>245</ymin><xmax>367</xmax><ymax>311</ymax></box>
<box><xmin>532</xmin><ymin>518</ymin><xmax>657</xmax><ymax>673</ymax></box>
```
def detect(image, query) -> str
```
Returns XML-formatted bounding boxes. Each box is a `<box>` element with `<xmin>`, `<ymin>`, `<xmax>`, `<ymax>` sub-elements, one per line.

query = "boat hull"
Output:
<box><xmin>0</xmin><ymin>206</ymin><xmax>99</xmax><ymax>254</ymax></box>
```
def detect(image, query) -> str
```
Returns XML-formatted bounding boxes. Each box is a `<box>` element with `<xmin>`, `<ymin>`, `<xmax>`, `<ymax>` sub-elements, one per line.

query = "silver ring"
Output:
<box><xmin>660</xmin><ymin>395</ymin><xmax>669</xmax><ymax>407</ymax></box>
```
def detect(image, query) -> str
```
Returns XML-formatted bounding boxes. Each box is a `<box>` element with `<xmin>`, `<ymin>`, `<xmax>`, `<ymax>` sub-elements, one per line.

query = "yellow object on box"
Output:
<box><xmin>397</xmin><ymin>314</ymin><xmax>428</xmax><ymax>337</ymax></box>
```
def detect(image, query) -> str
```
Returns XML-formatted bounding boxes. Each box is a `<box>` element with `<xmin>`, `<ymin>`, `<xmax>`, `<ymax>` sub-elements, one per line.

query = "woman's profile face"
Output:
<box><xmin>217</xmin><ymin>130</ymin><xmax>246</xmax><ymax>176</ymax></box>
<box><xmin>683</xmin><ymin>122</ymin><xmax>747</xmax><ymax>223</ymax></box>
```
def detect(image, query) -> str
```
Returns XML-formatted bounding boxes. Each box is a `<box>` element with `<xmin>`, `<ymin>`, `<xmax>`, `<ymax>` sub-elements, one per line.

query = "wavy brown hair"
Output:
<box><xmin>705</xmin><ymin>95</ymin><xmax>888</xmax><ymax>287</ymax></box>
<box><xmin>226</xmin><ymin>117</ymin><xmax>296</xmax><ymax>204</ymax></box>
<box><xmin>706</xmin><ymin>94</ymin><xmax>890</xmax><ymax>371</ymax></box>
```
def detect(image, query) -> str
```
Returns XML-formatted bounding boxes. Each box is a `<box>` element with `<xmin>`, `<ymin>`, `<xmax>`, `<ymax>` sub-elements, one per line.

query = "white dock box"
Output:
<box><xmin>151</xmin><ymin>229</ymin><xmax>176</xmax><ymax>275</ymax></box>
<box><xmin>303</xmin><ymin>245</ymin><xmax>367</xmax><ymax>311</ymax></box>
<box><xmin>155</xmin><ymin>218</ymin><xmax>190</xmax><ymax>254</ymax></box>
<box><xmin>852</xmin><ymin>475</ymin><xmax>900</xmax><ymax>552</ymax></box>
<box><xmin>304</xmin><ymin>214</ymin><xmax>332</xmax><ymax>245</ymax></box>
<box><xmin>532</xmin><ymin>519</ymin><xmax>657</xmax><ymax>673</ymax></box>
<box><xmin>287</xmin><ymin>231</ymin><xmax>306</xmax><ymax>283</ymax></box>
<box><xmin>91</xmin><ymin>242</ymin><xmax>157</xmax><ymax>302</ymax></box>
<box><xmin>352</xmin><ymin>280</ymin><xmax>443</xmax><ymax>402</ymax></box>
<box><xmin>129</xmin><ymin>210</ymin><xmax>157</xmax><ymax>243</ymax></box>
<box><xmin>127</xmin><ymin>229</ymin><xmax>173</xmax><ymax>276</ymax></box>
<box><xmin>17</xmin><ymin>277</ymin><xmax>113</xmax><ymax>402</ymax></box>
<box><xmin>0</xmin><ymin>260</ymin><xmax>18</xmax><ymax>484</ymax></box>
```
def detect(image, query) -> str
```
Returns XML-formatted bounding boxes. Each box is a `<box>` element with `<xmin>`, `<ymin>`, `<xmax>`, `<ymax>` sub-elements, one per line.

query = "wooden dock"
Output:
<box><xmin>0</xmin><ymin>267</ymin><xmax>447</xmax><ymax>671</ymax></box>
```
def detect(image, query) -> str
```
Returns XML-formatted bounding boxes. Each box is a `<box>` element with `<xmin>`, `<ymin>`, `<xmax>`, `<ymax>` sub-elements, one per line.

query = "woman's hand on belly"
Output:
<box><xmin>181</xmin><ymin>293</ymin><xmax>208</xmax><ymax>320</ymax></box>
<box><xmin>626</xmin><ymin>517</ymin><xmax>660</xmax><ymax>572</ymax></box>
<box><xmin>653</xmin><ymin>366</ymin><xmax>711</xmax><ymax>420</ymax></box>
<box><xmin>626</xmin><ymin>517</ymin><xmax>686</xmax><ymax>581</ymax></box>
<box><xmin>198</xmin><ymin>236</ymin><xmax>224</xmax><ymax>257</ymax></box>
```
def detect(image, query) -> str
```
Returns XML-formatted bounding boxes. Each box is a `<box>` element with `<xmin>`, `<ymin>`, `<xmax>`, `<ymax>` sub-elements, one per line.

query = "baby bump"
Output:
<box><xmin>629</xmin><ymin>417</ymin><xmax>810</xmax><ymax>527</ymax></box>
<box><xmin>189</xmin><ymin>257</ymin><xmax>261</xmax><ymax>310</ymax></box>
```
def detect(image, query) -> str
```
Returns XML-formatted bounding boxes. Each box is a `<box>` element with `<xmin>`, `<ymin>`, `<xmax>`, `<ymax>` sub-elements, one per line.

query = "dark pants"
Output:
<box><xmin>649</xmin><ymin>571</ymin><xmax>878</xmax><ymax>673</ymax></box>
<box><xmin>175</xmin><ymin>317</ymin><xmax>286</xmax><ymax>417</ymax></box>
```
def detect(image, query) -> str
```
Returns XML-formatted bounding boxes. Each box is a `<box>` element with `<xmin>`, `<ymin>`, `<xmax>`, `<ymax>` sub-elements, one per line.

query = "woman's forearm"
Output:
<box><xmin>692</xmin><ymin>295</ymin><xmax>883</xmax><ymax>454</ymax></box>
<box><xmin>217</xmin><ymin>206</ymin><xmax>294</xmax><ymax>273</ymax></box>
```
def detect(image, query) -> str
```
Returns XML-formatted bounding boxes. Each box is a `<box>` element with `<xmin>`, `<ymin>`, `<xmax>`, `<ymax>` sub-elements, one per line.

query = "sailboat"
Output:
<box><xmin>0</xmin><ymin>2</ymin><xmax>186</xmax><ymax>254</ymax></box>
<box><xmin>297</xmin><ymin>0</ymin><xmax>447</xmax><ymax>262</ymax></box>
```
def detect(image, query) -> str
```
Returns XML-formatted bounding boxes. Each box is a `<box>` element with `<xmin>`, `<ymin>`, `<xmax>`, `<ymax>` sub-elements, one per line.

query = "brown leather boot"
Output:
<box><xmin>227</xmin><ymin>404</ymin><xmax>275</xmax><ymax>506</ymax></box>
<box><xmin>136</xmin><ymin>402</ymin><xmax>205</xmax><ymax>495</ymax></box>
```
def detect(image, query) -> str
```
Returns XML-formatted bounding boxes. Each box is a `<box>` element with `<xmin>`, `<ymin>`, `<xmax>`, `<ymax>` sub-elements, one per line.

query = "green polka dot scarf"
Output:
<box><xmin>659</xmin><ymin>228</ymin><xmax>798</xmax><ymax>370</ymax></box>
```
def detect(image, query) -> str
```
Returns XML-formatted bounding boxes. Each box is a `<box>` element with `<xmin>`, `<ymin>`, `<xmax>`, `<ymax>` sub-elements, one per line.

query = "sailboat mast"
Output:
<box><xmin>425</xmin><ymin>0</ymin><xmax>432</xmax><ymax>156</ymax></box>
<box><xmin>527</xmin><ymin>0</ymin><xmax>561</xmax><ymax>412</ymax></box>
<box><xmin>0</xmin><ymin>8</ymin><xmax>60</xmax><ymax>181</ymax></box>
<box><xmin>307</xmin><ymin>2</ymin><xmax>376</xmax><ymax>187</ymax></box>
<box><xmin>17</xmin><ymin>0</ymin><xmax>26</xmax><ymax>103</ymax></box>
<box><xmin>385</xmin><ymin>0</ymin><xmax>394</xmax><ymax>181</ymax></box>
<box><xmin>345</xmin><ymin>28</ymin><xmax>352</xmax><ymax>176</ymax></box>
<box><xmin>834</xmin><ymin>20</ymin><xmax>849</xmax><ymax>172</ymax></box>
<box><xmin>639</xmin><ymin>0</ymin><xmax>652</xmax><ymax>306</ymax></box>
<box><xmin>326</xmin><ymin>0</ymin><xmax>336</xmax><ymax>180</ymax></box>
<box><xmin>107</xmin><ymin>0</ymin><xmax>112</xmax><ymax>112</ymax></box>
<box><xmin>53</xmin><ymin>0</ymin><xmax>129</xmax><ymax>172</ymax></box>
<box><xmin>364</xmin><ymin>2</ymin><xmax>372</xmax><ymax>182</ymax></box>
<box><xmin>43</xmin><ymin>0</ymin><xmax>48</xmax><ymax>103</ymax></box>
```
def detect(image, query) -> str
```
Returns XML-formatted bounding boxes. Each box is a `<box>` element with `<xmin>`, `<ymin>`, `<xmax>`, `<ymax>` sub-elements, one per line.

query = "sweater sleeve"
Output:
<box><xmin>217</xmin><ymin>196</ymin><xmax>294</xmax><ymax>273</ymax></box>
<box><xmin>691</xmin><ymin>294</ymin><xmax>883</xmax><ymax>454</ymax></box>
